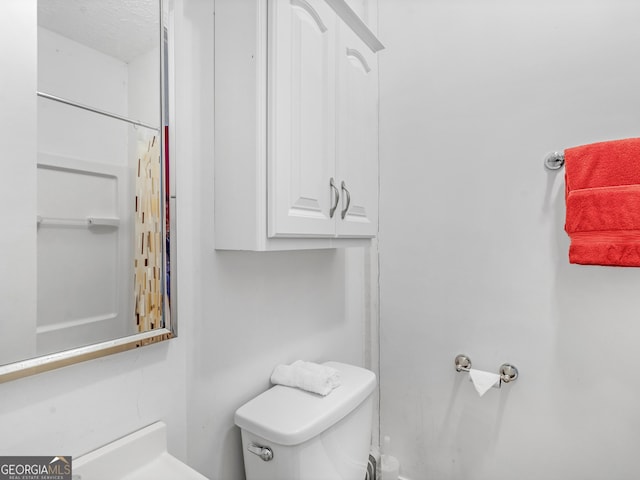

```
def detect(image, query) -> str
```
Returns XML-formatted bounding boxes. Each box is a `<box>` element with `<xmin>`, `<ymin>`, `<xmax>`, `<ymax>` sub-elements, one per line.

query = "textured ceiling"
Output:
<box><xmin>38</xmin><ymin>0</ymin><xmax>159</xmax><ymax>63</ymax></box>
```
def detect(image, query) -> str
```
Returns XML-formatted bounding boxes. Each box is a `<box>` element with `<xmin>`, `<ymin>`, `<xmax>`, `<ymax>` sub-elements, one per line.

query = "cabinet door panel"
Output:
<box><xmin>268</xmin><ymin>0</ymin><xmax>336</xmax><ymax>237</ymax></box>
<box><xmin>336</xmin><ymin>26</ymin><xmax>378</xmax><ymax>237</ymax></box>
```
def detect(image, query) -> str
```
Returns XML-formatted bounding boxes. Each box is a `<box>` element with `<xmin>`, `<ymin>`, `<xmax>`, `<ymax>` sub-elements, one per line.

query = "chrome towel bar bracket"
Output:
<box><xmin>544</xmin><ymin>151</ymin><xmax>565</xmax><ymax>170</ymax></box>
<box><xmin>454</xmin><ymin>354</ymin><xmax>519</xmax><ymax>384</ymax></box>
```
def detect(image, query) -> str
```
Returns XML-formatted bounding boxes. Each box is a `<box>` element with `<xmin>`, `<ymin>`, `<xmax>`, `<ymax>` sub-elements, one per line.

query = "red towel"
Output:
<box><xmin>564</xmin><ymin>138</ymin><xmax>640</xmax><ymax>266</ymax></box>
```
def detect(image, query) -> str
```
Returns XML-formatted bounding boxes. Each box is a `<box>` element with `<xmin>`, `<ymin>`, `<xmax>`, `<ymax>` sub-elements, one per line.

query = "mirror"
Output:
<box><xmin>0</xmin><ymin>0</ymin><xmax>175</xmax><ymax>382</ymax></box>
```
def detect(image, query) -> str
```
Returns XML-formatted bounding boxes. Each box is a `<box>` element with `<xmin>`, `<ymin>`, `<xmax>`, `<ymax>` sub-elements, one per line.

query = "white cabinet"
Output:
<box><xmin>335</xmin><ymin>22</ymin><xmax>378</xmax><ymax>237</ymax></box>
<box><xmin>214</xmin><ymin>0</ymin><xmax>383</xmax><ymax>250</ymax></box>
<box><xmin>268</xmin><ymin>0</ymin><xmax>337</xmax><ymax>238</ymax></box>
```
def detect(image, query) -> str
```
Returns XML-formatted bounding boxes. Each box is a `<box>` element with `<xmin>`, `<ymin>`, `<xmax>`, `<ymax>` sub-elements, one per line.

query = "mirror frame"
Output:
<box><xmin>0</xmin><ymin>0</ymin><xmax>176</xmax><ymax>384</ymax></box>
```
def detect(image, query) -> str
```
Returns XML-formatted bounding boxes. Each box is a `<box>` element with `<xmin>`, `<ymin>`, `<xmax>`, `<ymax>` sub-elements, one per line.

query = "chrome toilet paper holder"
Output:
<box><xmin>454</xmin><ymin>354</ymin><xmax>518</xmax><ymax>383</ymax></box>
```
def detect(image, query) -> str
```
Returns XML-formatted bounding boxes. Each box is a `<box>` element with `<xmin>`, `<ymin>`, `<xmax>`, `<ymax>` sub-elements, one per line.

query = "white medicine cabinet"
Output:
<box><xmin>214</xmin><ymin>0</ymin><xmax>383</xmax><ymax>251</ymax></box>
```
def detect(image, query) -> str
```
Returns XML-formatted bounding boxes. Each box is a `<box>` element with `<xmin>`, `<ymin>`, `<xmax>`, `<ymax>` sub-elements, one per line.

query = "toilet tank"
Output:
<box><xmin>234</xmin><ymin>362</ymin><xmax>376</xmax><ymax>480</ymax></box>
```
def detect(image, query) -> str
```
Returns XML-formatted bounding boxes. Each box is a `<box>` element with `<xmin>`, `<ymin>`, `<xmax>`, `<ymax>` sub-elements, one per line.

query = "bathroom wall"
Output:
<box><xmin>378</xmin><ymin>1</ymin><xmax>640</xmax><ymax>479</ymax></box>
<box><xmin>0</xmin><ymin>3</ymin><xmax>371</xmax><ymax>479</ymax></box>
<box><xmin>127</xmin><ymin>47</ymin><xmax>160</xmax><ymax>129</ymax></box>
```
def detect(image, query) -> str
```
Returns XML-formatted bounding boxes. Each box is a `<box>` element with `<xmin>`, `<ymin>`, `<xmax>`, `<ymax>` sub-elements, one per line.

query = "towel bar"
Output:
<box><xmin>454</xmin><ymin>354</ymin><xmax>519</xmax><ymax>383</ymax></box>
<box><xmin>544</xmin><ymin>151</ymin><xmax>565</xmax><ymax>170</ymax></box>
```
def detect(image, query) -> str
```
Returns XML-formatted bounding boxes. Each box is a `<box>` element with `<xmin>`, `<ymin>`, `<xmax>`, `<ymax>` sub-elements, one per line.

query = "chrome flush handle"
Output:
<box><xmin>341</xmin><ymin>181</ymin><xmax>351</xmax><ymax>219</ymax></box>
<box><xmin>248</xmin><ymin>443</ymin><xmax>274</xmax><ymax>462</ymax></box>
<box><xmin>329</xmin><ymin>177</ymin><xmax>340</xmax><ymax>218</ymax></box>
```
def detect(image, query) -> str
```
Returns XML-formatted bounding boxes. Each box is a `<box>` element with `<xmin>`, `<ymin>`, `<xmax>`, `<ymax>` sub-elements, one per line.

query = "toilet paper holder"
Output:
<box><xmin>454</xmin><ymin>354</ymin><xmax>518</xmax><ymax>383</ymax></box>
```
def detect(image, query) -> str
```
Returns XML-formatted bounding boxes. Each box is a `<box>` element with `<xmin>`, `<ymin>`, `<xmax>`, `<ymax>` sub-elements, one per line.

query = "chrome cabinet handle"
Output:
<box><xmin>329</xmin><ymin>177</ymin><xmax>340</xmax><ymax>218</ymax></box>
<box><xmin>248</xmin><ymin>443</ymin><xmax>274</xmax><ymax>462</ymax></box>
<box><xmin>340</xmin><ymin>181</ymin><xmax>351</xmax><ymax>219</ymax></box>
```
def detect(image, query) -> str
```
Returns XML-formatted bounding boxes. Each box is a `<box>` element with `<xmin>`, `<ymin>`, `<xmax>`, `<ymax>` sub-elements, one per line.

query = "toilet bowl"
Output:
<box><xmin>235</xmin><ymin>362</ymin><xmax>376</xmax><ymax>480</ymax></box>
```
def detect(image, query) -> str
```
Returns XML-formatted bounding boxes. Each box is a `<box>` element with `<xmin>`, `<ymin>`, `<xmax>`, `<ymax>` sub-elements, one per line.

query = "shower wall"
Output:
<box><xmin>37</xmin><ymin>27</ymin><xmax>132</xmax><ymax>352</ymax></box>
<box><xmin>37</xmin><ymin>28</ymin><xmax>161</xmax><ymax>351</ymax></box>
<box><xmin>378</xmin><ymin>1</ymin><xmax>640</xmax><ymax>479</ymax></box>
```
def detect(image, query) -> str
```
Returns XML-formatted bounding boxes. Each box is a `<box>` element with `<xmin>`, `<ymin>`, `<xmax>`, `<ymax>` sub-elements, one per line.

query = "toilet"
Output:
<box><xmin>234</xmin><ymin>361</ymin><xmax>376</xmax><ymax>480</ymax></box>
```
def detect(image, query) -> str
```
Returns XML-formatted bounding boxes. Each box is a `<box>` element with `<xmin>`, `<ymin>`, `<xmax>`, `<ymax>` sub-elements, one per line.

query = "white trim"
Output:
<box><xmin>324</xmin><ymin>0</ymin><xmax>385</xmax><ymax>52</ymax></box>
<box><xmin>0</xmin><ymin>328</ymin><xmax>173</xmax><ymax>383</ymax></box>
<box><xmin>290</xmin><ymin>0</ymin><xmax>329</xmax><ymax>33</ymax></box>
<box><xmin>346</xmin><ymin>47</ymin><xmax>372</xmax><ymax>73</ymax></box>
<box><xmin>36</xmin><ymin>313</ymin><xmax>118</xmax><ymax>334</ymax></box>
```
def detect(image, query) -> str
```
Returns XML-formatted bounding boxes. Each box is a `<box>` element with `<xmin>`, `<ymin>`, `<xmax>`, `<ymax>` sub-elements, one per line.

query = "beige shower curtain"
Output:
<box><xmin>134</xmin><ymin>135</ymin><xmax>163</xmax><ymax>332</ymax></box>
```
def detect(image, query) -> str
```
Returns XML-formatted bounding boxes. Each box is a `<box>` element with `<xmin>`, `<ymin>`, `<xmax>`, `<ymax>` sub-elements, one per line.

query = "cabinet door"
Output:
<box><xmin>268</xmin><ymin>0</ymin><xmax>337</xmax><ymax>238</ymax></box>
<box><xmin>335</xmin><ymin>25</ymin><xmax>378</xmax><ymax>237</ymax></box>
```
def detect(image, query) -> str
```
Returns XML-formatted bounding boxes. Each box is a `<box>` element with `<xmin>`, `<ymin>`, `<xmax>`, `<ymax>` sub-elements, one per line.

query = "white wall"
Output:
<box><xmin>174</xmin><ymin>1</ymin><xmax>371</xmax><ymax>477</ymax></box>
<box><xmin>0</xmin><ymin>1</ymin><xmax>37</xmax><ymax>365</ymax></box>
<box><xmin>378</xmin><ymin>1</ymin><xmax>640</xmax><ymax>479</ymax></box>
<box><xmin>38</xmin><ymin>27</ymin><xmax>129</xmax><ymax>116</ymax></box>
<box><xmin>128</xmin><ymin>46</ymin><xmax>160</xmax><ymax>128</ymax></box>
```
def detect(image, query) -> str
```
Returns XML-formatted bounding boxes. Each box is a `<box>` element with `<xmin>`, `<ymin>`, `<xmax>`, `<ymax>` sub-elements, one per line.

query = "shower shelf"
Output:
<box><xmin>37</xmin><ymin>216</ymin><xmax>120</xmax><ymax>228</ymax></box>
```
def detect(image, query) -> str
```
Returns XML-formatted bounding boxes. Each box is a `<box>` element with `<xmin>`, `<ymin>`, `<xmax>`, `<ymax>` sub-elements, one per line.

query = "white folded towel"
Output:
<box><xmin>270</xmin><ymin>360</ymin><xmax>341</xmax><ymax>396</ymax></box>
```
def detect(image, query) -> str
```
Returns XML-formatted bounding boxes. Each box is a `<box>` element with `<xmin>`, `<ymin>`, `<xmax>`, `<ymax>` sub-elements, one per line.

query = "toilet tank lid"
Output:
<box><xmin>234</xmin><ymin>362</ymin><xmax>376</xmax><ymax>446</ymax></box>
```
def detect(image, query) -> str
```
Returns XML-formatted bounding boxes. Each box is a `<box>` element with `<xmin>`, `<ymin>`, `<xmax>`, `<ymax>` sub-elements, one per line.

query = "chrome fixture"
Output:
<box><xmin>340</xmin><ymin>181</ymin><xmax>351</xmax><ymax>219</ymax></box>
<box><xmin>544</xmin><ymin>151</ymin><xmax>565</xmax><ymax>170</ymax></box>
<box><xmin>454</xmin><ymin>354</ymin><xmax>519</xmax><ymax>384</ymax></box>
<box><xmin>329</xmin><ymin>177</ymin><xmax>340</xmax><ymax>218</ymax></box>
<box><xmin>248</xmin><ymin>443</ymin><xmax>274</xmax><ymax>462</ymax></box>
